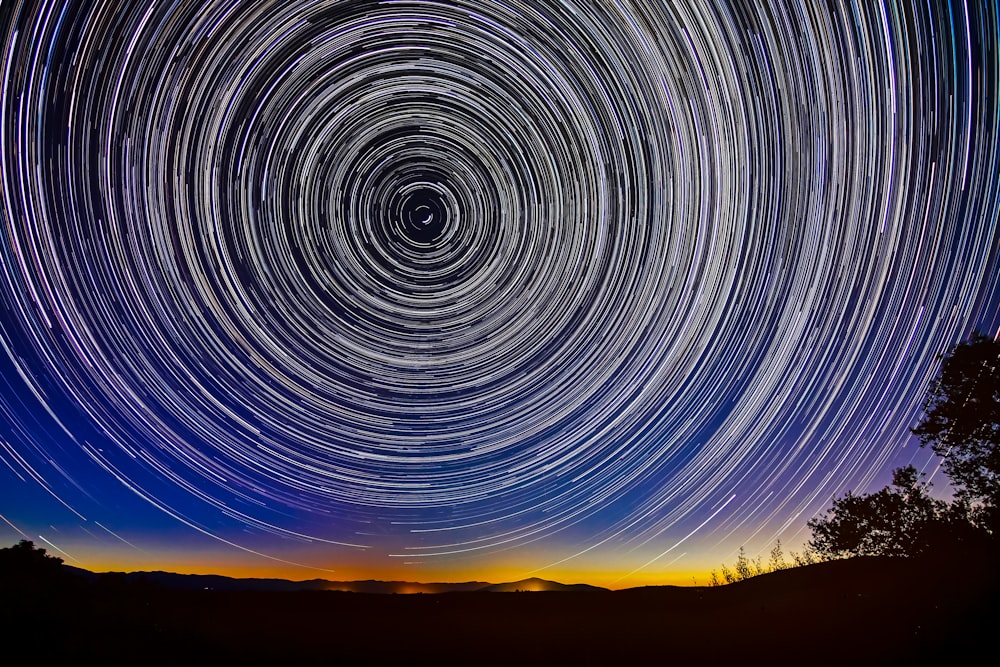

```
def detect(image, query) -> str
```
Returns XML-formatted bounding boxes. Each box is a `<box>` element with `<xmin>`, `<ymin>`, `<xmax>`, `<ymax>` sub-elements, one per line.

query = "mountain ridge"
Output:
<box><xmin>62</xmin><ymin>566</ymin><xmax>608</xmax><ymax>594</ymax></box>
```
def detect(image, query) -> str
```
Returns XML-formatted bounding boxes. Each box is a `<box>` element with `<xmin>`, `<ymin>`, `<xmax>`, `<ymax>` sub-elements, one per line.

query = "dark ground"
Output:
<box><xmin>3</xmin><ymin>553</ymin><xmax>996</xmax><ymax>666</ymax></box>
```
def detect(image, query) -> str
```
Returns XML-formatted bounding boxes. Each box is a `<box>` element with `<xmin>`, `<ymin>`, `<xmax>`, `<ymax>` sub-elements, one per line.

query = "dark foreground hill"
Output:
<box><xmin>3</xmin><ymin>553</ymin><xmax>996</xmax><ymax>666</ymax></box>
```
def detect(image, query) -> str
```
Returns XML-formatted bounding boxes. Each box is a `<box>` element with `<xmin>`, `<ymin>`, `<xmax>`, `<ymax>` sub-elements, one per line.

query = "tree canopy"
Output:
<box><xmin>808</xmin><ymin>333</ymin><xmax>1000</xmax><ymax>560</ymax></box>
<box><xmin>912</xmin><ymin>333</ymin><xmax>1000</xmax><ymax>530</ymax></box>
<box><xmin>0</xmin><ymin>539</ymin><xmax>68</xmax><ymax>593</ymax></box>
<box><xmin>806</xmin><ymin>466</ymin><xmax>954</xmax><ymax>558</ymax></box>
<box><xmin>0</xmin><ymin>539</ymin><xmax>64</xmax><ymax>571</ymax></box>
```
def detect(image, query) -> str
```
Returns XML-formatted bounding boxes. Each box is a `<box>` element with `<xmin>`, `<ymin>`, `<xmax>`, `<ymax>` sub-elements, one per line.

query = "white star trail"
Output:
<box><xmin>1</xmin><ymin>0</ymin><xmax>997</xmax><ymax>577</ymax></box>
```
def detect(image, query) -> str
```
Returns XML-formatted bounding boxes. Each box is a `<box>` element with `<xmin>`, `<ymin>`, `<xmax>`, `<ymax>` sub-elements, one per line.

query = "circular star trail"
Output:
<box><xmin>1</xmin><ymin>1</ymin><xmax>998</xmax><ymax>573</ymax></box>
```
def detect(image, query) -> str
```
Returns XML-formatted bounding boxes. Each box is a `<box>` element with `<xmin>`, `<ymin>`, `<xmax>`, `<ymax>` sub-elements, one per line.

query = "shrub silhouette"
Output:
<box><xmin>768</xmin><ymin>540</ymin><xmax>788</xmax><ymax>571</ymax></box>
<box><xmin>709</xmin><ymin>540</ymin><xmax>813</xmax><ymax>585</ymax></box>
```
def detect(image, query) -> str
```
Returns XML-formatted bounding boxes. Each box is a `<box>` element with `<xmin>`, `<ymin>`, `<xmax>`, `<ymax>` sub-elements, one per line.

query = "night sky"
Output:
<box><xmin>1</xmin><ymin>0</ymin><xmax>998</xmax><ymax>587</ymax></box>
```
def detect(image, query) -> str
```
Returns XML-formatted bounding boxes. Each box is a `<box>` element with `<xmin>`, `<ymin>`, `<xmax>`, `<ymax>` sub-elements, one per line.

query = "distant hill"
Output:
<box><xmin>476</xmin><ymin>576</ymin><xmax>608</xmax><ymax>592</ymax></box>
<box><xmin>62</xmin><ymin>567</ymin><xmax>606</xmax><ymax>594</ymax></box>
<box><xmin>63</xmin><ymin>567</ymin><xmax>491</xmax><ymax>594</ymax></box>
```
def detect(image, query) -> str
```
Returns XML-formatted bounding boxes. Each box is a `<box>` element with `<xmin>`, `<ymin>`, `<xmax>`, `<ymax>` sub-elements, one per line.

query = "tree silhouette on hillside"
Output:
<box><xmin>0</xmin><ymin>539</ymin><xmax>64</xmax><ymax>575</ymax></box>
<box><xmin>912</xmin><ymin>333</ymin><xmax>1000</xmax><ymax>534</ymax></box>
<box><xmin>808</xmin><ymin>334</ymin><xmax>999</xmax><ymax>560</ymax></box>
<box><xmin>806</xmin><ymin>466</ymin><xmax>964</xmax><ymax>558</ymax></box>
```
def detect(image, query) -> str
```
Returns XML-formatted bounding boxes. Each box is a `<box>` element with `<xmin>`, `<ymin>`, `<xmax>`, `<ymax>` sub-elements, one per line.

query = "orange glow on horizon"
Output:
<box><xmin>72</xmin><ymin>551</ymin><xmax>715</xmax><ymax>589</ymax></box>
<box><xmin>27</xmin><ymin>530</ymin><xmax>746</xmax><ymax>589</ymax></box>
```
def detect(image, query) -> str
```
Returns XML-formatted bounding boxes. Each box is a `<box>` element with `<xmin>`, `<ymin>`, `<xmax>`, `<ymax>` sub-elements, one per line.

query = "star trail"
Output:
<box><xmin>1</xmin><ymin>0</ymin><xmax>998</xmax><ymax>585</ymax></box>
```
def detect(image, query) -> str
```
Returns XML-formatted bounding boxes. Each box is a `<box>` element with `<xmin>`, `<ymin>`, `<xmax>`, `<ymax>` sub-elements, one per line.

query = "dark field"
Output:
<box><xmin>4</xmin><ymin>555</ymin><xmax>995</xmax><ymax>666</ymax></box>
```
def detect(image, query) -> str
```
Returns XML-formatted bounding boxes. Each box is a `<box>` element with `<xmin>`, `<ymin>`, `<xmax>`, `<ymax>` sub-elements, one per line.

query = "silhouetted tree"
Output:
<box><xmin>805</xmin><ymin>334</ymin><xmax>999</xmax><ymax>560</ymax></box>
<box><xmin>0</xmin><ymin>539</ymin><xmax>64</xmax><ymax>575</ymax></box>
<box><xmin>806</xmin><ymin>466</ymin><xmax>953</xmax><ymax>559</ymax></box>
<box><xmin>2</xmin><ymin>538</ymin><xmax>90</xmax><ymax>598</ymax></box>
<box><xmin>912</xmin><ymin>333</ymin><xmax>1000</xmax><ymax>533</ymax></box>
